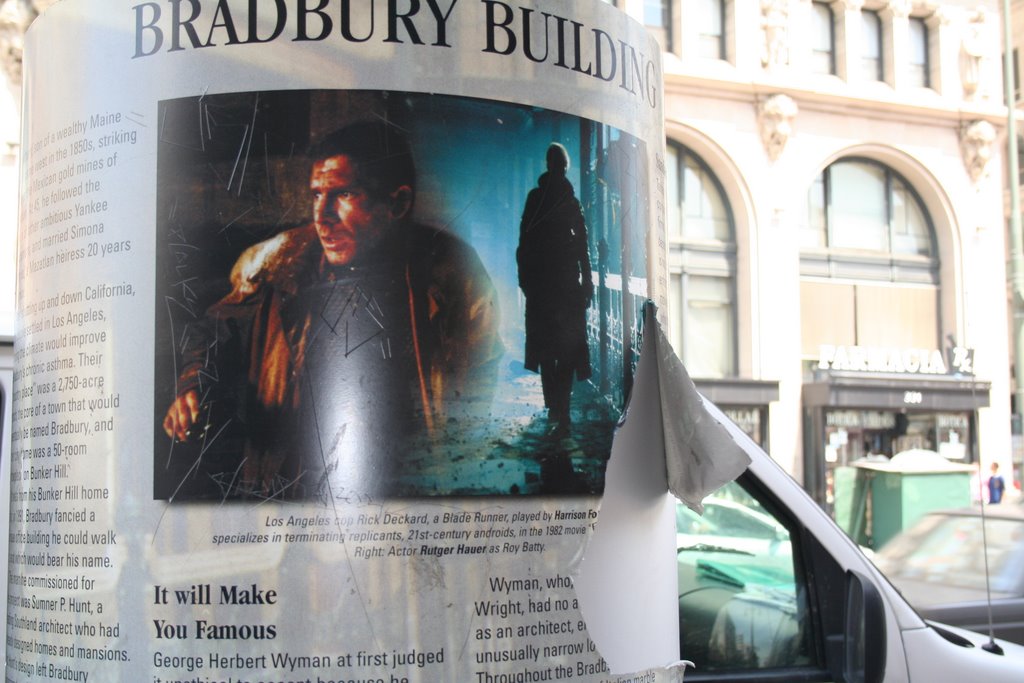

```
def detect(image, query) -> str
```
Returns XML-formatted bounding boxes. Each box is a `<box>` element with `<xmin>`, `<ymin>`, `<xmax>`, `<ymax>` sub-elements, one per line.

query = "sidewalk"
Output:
<box><xmin>395</xmin><ymin>357</ymin><xmax>620</xmax><ymax>496</ymax></box>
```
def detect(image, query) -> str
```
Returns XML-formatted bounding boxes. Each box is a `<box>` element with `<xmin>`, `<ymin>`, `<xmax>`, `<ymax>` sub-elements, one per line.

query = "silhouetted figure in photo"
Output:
<box><xmin>517</xmin><ymin>143</ymin><xmax>594</xmax><ymax>434</ymax></box>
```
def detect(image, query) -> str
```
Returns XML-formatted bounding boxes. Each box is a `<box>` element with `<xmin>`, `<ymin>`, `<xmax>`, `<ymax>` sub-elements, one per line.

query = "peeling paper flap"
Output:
<box><xmin>573</xmin><ymin>304</ymin><xmax>751</xmax><ymax>675</ymax></box>
<box><xmin>653</xmin><ymin>313</ymin><xmax>752</xmax><ymax>515</ymax></box>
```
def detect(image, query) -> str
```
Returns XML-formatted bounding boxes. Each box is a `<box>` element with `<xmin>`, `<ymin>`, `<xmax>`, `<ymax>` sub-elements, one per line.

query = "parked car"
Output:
<box><xmin>676</xmin><ymin>493</ymin><xmax>791</xmax><ymax>558</ymax></box>
<box><xmin>673</xmin><ymin>400</ymin><xmax>1024</xmax><ymax>681</ymax></box>
<box><xmin>871</xmin><ymin>504</ymin><xmax>1024</xmax><ymax>646</ymax></box>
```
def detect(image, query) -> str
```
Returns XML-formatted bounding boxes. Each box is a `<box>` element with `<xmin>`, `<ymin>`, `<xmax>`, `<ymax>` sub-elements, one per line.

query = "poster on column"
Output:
<box><xmin>7</xmin><ymin>1</ymin><xmax>673</xmax><ymax>681</ymax></box>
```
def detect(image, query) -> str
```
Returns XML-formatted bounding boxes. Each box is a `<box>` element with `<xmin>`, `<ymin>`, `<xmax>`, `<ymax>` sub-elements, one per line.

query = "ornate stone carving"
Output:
<box><xmin>834</xmin><ymin>0</ymin><xmax>866</xmax><ymax>14</ymax></box>
<box><xmin>930</xmin><ymin>6</ymin><xmax>954</xmax><ymax>26</ymax></box>
<box><xmin>758</xmin><ymin>94</ymin><xmax>799</xmax><ymax>161</ymax></box>
<box><xmin>960</xmin><ymin>10</ymin><xmax>987</xmax><ymax>99</ymax></box>
<box><xmin>761</xmin><ymin>0</ymin><xmax>790</xmax><ymax>69</ymax></box>
<box><xmin>886</xmin><ymin>0</ymin><xmax>912</xmax><ymax>20</ymax></box>
<box><xmin>0</xmin><ymin>0</ymin><xmax>35</xmax><ymax>84</ymax></box>
<box><xmin>960</xmin><ymin>120</ymin><xmax>996</xmax><ymax>182</ymax></box>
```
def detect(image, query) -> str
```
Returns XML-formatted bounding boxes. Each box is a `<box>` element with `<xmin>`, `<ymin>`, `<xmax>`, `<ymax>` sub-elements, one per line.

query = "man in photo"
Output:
<box><xmin>162</xmin><ymin>121</ymin><xmax>502</xmax><ymax>499</ymax></box>
<box><xmin>517</xmin><ymin>143</ymin><xmax>594</xmax><ymax>436</ymax></box>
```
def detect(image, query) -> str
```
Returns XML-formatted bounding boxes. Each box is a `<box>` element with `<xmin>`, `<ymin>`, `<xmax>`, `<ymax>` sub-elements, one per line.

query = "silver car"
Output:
<box><xmin>872</xmin><ymin>504</ymin><xmax>1024</xmax><ymax>645</ymax></box>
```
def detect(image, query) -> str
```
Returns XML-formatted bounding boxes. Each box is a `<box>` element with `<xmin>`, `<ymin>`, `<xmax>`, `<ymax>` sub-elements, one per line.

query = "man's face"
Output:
<box><xmin>310</xmin><ymin>154</ymin><xmax>399</xmax><ymax>266</ymax></box>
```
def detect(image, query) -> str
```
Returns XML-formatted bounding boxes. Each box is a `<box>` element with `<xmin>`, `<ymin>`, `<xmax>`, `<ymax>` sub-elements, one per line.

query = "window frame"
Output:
<box><xmin>697</xmin><ymin>0</ymin><xmax>727</xmax><ymax>60</ymax></box>
<box><xmin>861</xmin><ymin>9</ymin><xmax>883</xmax><ymax>82</ymax></box>
<box><xmin>678</xmin><ymin>471</ymin><xmax>837</xmax><ymax>682</ymax></box>
<box><xmin>676</xmin><ymin>272</ymin><xmax>737</xmax><ymax>378</ymax></box>
<box><xmin>908</xmin><ymin>16</ymin><xmax>930</xmax><ymax>89</ymax></box>
<box><xmin>644</xmin><ymin>0</ymin><xmax>673</xmax><ymax>52</ymax></box>
<box><xmin>800</xmin><ymin>159</ymin><xmax>941</xmax><ymax>360</ymax></box>
<box><xmin>811</xmin><ymin>1</ymin><xmax>837</xmax><ymax>76</ymax></box>
<box><xmin>643</xmin><ymin>0</ymin><xmax>669</xmax><ymax>27</ymax></box>
<box><xmin>802</xmin><ymin>158</ymin><xmax>938</xmax><ymax>282</ymax></box>
<box><xmin>666</xmin><ymin>141</ymin><xmax>738</xmax><ymax>379</ymax></box>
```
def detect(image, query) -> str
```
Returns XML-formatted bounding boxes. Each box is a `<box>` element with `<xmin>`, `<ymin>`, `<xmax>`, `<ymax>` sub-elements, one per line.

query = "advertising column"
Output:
<box><xmin>7</xmin><ymin>1</ymin><xmax>674</xmax><ymax>681</ymax></box>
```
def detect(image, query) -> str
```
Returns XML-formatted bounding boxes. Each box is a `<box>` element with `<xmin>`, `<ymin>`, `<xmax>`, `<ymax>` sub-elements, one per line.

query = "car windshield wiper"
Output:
<box><xmin>677</xmin><ymin>543</ymin><xmax>755</xmax><ymax>556</ymax></box>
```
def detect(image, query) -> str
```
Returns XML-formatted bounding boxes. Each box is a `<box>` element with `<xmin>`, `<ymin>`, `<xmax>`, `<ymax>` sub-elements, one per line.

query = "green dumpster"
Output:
<box><xmin>848</xmin><ymin>449</ymin><xmax>974</xmax><ymax>550</ymax></box>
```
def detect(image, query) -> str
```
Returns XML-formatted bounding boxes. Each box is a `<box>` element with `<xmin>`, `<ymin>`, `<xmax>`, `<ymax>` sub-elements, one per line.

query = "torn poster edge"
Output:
<box><xmin>571</xmin><ymin>302</ymin><xmax>751</xmax><ymax>676</ymax></box>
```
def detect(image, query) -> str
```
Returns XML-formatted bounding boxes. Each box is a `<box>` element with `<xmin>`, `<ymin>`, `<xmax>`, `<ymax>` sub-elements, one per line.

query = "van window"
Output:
<box><xmin>677</xmin><ymin>477</ymin><xmax>821</xmax><ymax>675</ymax></box>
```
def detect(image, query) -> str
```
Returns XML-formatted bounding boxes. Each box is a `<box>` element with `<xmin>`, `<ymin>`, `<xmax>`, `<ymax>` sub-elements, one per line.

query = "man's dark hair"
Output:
<box><xmin>310</xmin><ymin>121</ymin><xmax>416</xmax><ymax>200</ymax></box>
<box><xmin>546</xmin><ymin>142</ymin><xmax>569</xmax><ymax>173</ymax></box>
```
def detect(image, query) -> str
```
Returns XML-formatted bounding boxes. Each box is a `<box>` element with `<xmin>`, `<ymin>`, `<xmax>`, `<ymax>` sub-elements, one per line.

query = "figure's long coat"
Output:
<box><xmin>517</xmin><ymin>172</ymin><xmax>593</xmax><ymax>380</ymax></box>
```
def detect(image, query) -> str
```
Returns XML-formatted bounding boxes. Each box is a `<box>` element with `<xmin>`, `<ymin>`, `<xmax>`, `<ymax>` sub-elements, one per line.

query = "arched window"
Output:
<box><xmin>803</xmin><ymin>158</ymin><xmax>935</xmax><ymax>265</ymax></box>
<box><xmin>666</xmin><ymin>142</ymin><xmax>736</xmax><ymax>377</ymax></box>
<box><xmin>801</xmin><ymin>158</ymin><xmax>939</xmax><ymax>354</ymax></box>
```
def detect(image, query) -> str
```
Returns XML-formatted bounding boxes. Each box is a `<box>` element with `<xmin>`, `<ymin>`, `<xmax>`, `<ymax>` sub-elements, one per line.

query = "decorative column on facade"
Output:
<box><xmin>959</xmin><ymin>9</ymin><xmax>988</xmax><ymax>100</ymax></box>
<box><xmin>761</xmin><ymin>0</ymin><xmax>791</xmax><ymax>69</ymax></box>
<box><xmin>881</xmin><ymin>0</ymin><xmax>912</xmax><ymax>89</ymax></box>
<box><xmin>960</xmin><ymin>120</ymin><xmax>997</xmax><ymax>182</ymax></box>
<box><xmin>926</xmin><ymin>8</ymin><xmax>955</xmax><ymax>97</ymax></box>
<box><xmin>758</xmin><ymin>93</ymin><xmax>799</xmax><ymax>160</ymax></box>
<box><xmin>833</xmin><ymin>0</ymin><xmax>865</xmax><ymax>83</ymax></box>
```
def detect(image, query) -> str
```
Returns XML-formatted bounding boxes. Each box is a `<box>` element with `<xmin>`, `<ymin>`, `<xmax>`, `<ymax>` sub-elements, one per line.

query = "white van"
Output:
<box><xmin>676</xmin><ymin>401</ymin><xmax>1024</xmax><ymax>681</ymax></box>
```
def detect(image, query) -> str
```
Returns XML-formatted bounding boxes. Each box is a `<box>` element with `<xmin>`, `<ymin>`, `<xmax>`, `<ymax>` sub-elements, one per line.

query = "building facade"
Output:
<box><xmin>610</xmin><ymin>0</ymin><xmax>1014</xmax><ymax>506</ymax></box>
<box><xmin>0</xmin><ymin>0</ymin><xmax>1016</xmax><ymax>506</ymax></box>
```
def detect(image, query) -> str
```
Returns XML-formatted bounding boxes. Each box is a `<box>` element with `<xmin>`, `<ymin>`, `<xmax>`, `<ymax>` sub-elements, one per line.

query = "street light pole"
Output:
<box><xmin>1003</xmin><ymin>0</ymin><xmax>1024</xmax><ymax>486</ymax></box>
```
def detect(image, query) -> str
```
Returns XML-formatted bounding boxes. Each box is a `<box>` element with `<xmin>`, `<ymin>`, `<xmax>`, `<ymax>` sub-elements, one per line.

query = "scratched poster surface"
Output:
<box><xmin>8</xmin><ymin>1</ymin><xmax>669</xmax><ymax>681</ymax></box>
<box><xmin>153</xmin><ymin>90</ymin><xmax>649</xmax><ymax>502</ymax></box>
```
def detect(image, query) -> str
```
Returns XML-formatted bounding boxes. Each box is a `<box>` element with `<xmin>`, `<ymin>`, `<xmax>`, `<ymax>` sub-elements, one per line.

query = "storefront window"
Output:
<box><xmin>936</xmin><ymin>413</ymin><xmax>970</xmax><ymax>460</ymax></box>
<box><xmin>724</xmin><ymin>407</ymin><xmax>766</xmax><ymax>445</ymax></box>
<box><xmin>824</xmin><ymin>411</ymin><xmax>896</xmax><ymax>465</ymax></box>
<box><xmin>823</xmin><ymin>410</ymin><xmax>972</xmax><ymax>467</ymax></box>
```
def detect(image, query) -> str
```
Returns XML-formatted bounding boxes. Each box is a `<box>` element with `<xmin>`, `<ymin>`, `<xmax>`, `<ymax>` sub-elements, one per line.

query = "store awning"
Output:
<box><xmin>693</xmin><ymin>378</ymin><xmax>780</xmax><ymax>405</ymax></box>
<box><xmin>803</xmin><ymin>371</ymin><xmax>990</xmax><ymax>411</ymax></box>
